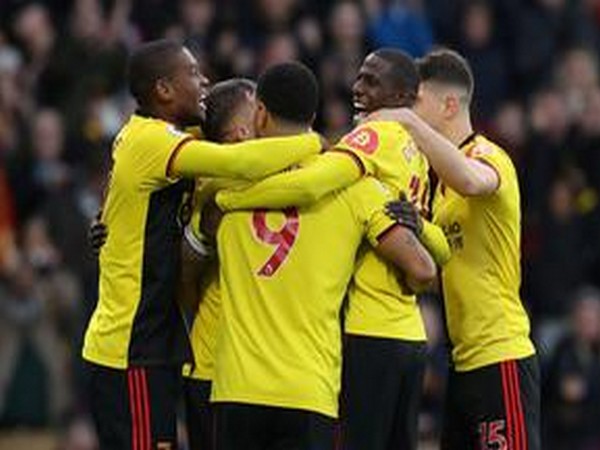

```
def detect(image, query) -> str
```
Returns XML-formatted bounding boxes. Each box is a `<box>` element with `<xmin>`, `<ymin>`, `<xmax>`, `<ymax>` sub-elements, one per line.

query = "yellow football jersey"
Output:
<box><xmin>183</xmin><ymin>178</ymin><xmax>246</xmax><ymax>381</ymax></box>
<box><xmin>433</xmin><ymin>134</ymin><xmax>535</xmax><ymax>371</ymax></box>
<box><xmin>83</xmin><ymin>114</ymin><xmax>195</xmax><ymax>369</ymax></box>
<box><xmin>335</xmin><ymin>121</ymin><xmax>429</xmax><ymax>341</ymax></box>
<box><xmin>183</xmin><ymin>264</ymin><xmax>221</xmax><ymax>381</ymax></box>
<box><xmin>211</xmin><ymin>177</ymin><xmax>396</xmax><ymax>418</ymax></box>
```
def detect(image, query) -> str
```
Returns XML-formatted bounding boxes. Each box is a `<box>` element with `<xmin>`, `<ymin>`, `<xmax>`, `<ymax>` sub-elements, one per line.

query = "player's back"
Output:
<box><xmin>184</xmin><ymin>177</ymin><xmax>246</xmax><ymax>381</ymax></box>
<box><xmin>212</xmin><ymin>176</ymin><xmax>394</xmax><ymax>418</ymax></box>
<box><xmin>337</xmin><ymin>121</ymin><xmax>429</xmax><ymax>340</ymax></box>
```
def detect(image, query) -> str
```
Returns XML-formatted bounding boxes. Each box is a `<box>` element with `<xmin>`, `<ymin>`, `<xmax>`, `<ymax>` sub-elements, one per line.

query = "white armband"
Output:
<box><xmin>184</xmin><ymin>224</ymin><xmax>213</xmax><ymax>257</ymax></box>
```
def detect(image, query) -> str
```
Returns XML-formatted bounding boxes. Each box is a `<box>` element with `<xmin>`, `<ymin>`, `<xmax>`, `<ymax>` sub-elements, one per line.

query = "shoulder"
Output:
<box><xmin>343</xmin><ymin>176</ymin><xmax>391</xmax><ymax>202</ymax></box>
<box><xmin>339</xmin><ymin>121</ymin><xmax>411</xmax><ymax>155</ymax></box>
<box><xmin>468</xmin><ymin>136</ymin><xmax>512</xmax><ymax>163</ymax></box>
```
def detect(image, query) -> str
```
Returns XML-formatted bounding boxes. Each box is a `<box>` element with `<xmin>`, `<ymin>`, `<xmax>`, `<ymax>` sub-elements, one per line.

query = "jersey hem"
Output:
<box><xmin>210</xmin><ymin>394</ymin><xmax>338</xmax><ymax>418</ymax></box>
<box><xmin>453</xmin><ymin>347</ymin><xmax>536</xmax><ymax>372</ymax></box>
<box><xmin>345</xmin><ymin>330</ymin><xmax>427</xmax><ymax>341</ymax></box>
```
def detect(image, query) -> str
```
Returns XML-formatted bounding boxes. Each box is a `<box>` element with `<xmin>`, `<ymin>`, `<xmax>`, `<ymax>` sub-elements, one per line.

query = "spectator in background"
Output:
<box><xmin>423</xmin><ymin>0</ymin><xmax>461</xmax><ymax>46</ymax></box>
<box><xmin>11</xmin><ymin>3</ymin><xmax>57</xmax><ymax>99</ymax></box>
<box><xmin>459</xmin><ymin>0</ymin><xmax>508</xmax><ymax>122</ymax></box>
<box><xmin>210</xmin><ymin>26</ymin><xmax>255</xmax><ymax>78</ymax></box>
<box><xmin>320</xmin><ymin>94</ymin><xmax>353</xmax><ymax>141</ymax></box>
<box><xmin>367</xmin><ymin>0</ymin><xmax>434</xmax><ymax>57</ymax></box>
<box><xmin>0</xmin><ymin>166</ymin><xmax>17</xmax><ymax>275</ymax></box>
<box><xmin>418</xmin><ymin>297</ymin><xmax>448</xmax><ymax>446</ymax></box>
<box><xmin>556</xmin><ymin>46</ymin><xmax>599</xmax><ymax>121</ymax></box>
<box><xmin>296</xmin><ymin>14</ymin><xmax>324</xmax><ymax>67</ymax></box>
<box><xmin>0</xmin><ymin>217</ymin><xmax>79</xmax><ymax>428</ymax></box>
<box><xmin>0</xmin><ymin>29</ymin><xmax>29</xmax><ymax>157</ymax></box>
<box><xmin>257</xmin><ymin>32</ymin><xmax>300</xmax><ymax>72</ymax></box>
<box><xmin>11</xmin><ymin>108</ymin><xmax>72</xmax><ymax>221</ymax></box>
<box><xmin>522</xmin><ymin>87</ymin><xmax>571</xmax><ymax>218</ymax></box>
<box><xmin>573</xmin><ymin>87</ymin><xmax>600</xmax><ymax>192</ymax></box>
<box><xmin>491</xmin><ymin>101</ymin><xmax>528</xmax><ymax>165</ymax></box>
<box><xmin>544</xmin><ymin>286</ymin><xmax>600</xmax><ymax>450</ymax></box>
<box><xmin>323</xmin><ymin>1</ymin><xmax>370</xmax><ymax>91</ymax></box>
<box><xmin>510</xmin><ymin>0</ymin><xmax>597</xmax><ymax>95</ymax></box>
<box><xmin>528</xmin><ymin>175</ymin><xmax>588</xmax><ymax>320</ymax></box>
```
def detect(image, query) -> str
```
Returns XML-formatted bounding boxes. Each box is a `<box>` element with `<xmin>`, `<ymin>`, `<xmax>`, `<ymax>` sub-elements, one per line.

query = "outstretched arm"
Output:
<box><xmin>168</xmin><ymin>133</ymin><xmax>322</xmax><ymax>180</ymax></box>
<box><xmin>216</xmin><ymin>151</ymin><xmax>362</xmax><ymax>211</ymax></box>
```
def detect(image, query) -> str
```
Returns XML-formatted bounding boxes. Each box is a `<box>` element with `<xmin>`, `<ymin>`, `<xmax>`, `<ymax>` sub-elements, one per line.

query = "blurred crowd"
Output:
<box><xmin>1</xmin><ymin>0</ymin><xmax>600</xmax><ymax>448</ymax></box>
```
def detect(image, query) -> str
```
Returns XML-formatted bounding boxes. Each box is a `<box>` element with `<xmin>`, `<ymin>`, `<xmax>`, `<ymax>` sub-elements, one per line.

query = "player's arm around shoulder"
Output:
<box><xmin>168</xmin><ymin>132</ymin><xmax>323</xmax><ymax>180</ymax></box>
<box><xmin>216</xmin><ymin>150</ymin><xmax>361</xmax><ymax>211</ymax></box>
<box><xmin>352</xmin><ymin>178</ymin><xmax>437</xmax><ymax>293</ymax></box>
<box><xmin>367</xmin><ymin>108</ymin><xmax>500</xmax><ymax>196</ymax></box>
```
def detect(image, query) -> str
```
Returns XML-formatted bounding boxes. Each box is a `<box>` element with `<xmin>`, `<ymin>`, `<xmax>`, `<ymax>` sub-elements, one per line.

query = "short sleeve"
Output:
<box><xmin>464</xmin><ymin>140</ymin><xmax>508</xmax><ymax>190</ymax></box>
<box><xmin>334</xmin><ymin>122</ymin><xmax>412</xmax><ymax>179</ymax></box>
<box><xmin>137</xmin><ymin>122</ymin><xmax>194</xmax><ymax>184</ymax></box>
<box><xmin>347</xmin><ymin>178</ymin><xmax>397</xmax><ymax>247</ymax></box>
<box><xmin>334</xmin><ymin>124</ymin><xmax>384</xmax><ymax>175</ymax></box>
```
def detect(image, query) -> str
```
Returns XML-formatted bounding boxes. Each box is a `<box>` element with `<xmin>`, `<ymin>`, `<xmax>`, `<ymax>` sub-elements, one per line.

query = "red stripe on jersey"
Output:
<box><xmin>165</xmin><ymin>136</ymin><xmax>194</xmax><ymax>178</ymax></box>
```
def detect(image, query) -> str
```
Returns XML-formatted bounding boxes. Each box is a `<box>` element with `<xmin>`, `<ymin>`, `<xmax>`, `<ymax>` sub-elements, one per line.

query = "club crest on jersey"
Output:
<box><xmin>403</xmin><ymin>141</ymin><xmax>418</xmax><ymax>162</ymax></box>
<box><xmin>166</xmin><ymin>124</ymin><xmax>187</xmax><ymax>138</ymax></box>
<box><xmin>467</xmin><ymin>143</ymin><xmax>494</xmax><ymax>158</ymax></box>
<box><xmin>343</xmin><ymin>127</ymin><xmax>379</xmax><ymax>154</ymax></box>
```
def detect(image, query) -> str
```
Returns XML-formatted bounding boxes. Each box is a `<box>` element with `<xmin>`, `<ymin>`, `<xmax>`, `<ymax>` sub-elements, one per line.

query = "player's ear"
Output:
<box><xmin>443</xmin><ymin>93</ymin><xmax>460</xmax><ymax>119</ymax></box>
<box><xmin>155</xmin><ymin>78</ymin><xmax>174</xmax><ymax>103</ymax></box>
<box><xmin>254</xmin><ymin>101</ymin><xmax>268</xmax><ymax>135</ymax></box>
<box><xmin>239</xmin><ymin>124</ymin><xmax>254</xmax><ymax>140</ymax></box>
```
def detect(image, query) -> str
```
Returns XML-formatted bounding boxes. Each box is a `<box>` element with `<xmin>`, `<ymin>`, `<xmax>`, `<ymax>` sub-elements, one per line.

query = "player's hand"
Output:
<box><xmin>363</xmin><ymin>107</ymin><xmax>417</xmax><ymax>126</ymax></box>
<box><xmin>89</xmin><ymin>216</ymin><xmax>108</xmax><ymax>256</ymax></box>
<box><xmin>386</xmin><ymin>193</ymin><xmax>423</xmax><ymax>236</ymax></box>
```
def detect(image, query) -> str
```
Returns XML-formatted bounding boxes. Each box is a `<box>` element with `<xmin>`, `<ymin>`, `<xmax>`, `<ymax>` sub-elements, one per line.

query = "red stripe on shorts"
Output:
<box><xmin>128</xmin><ymin>370</ymin><xmax>140</xmax><ymax>450</ymax></box>
<box><xmin>501</xmin><ymin>361</ymin><xmax>515</xmax><ymax>450</ymax></box>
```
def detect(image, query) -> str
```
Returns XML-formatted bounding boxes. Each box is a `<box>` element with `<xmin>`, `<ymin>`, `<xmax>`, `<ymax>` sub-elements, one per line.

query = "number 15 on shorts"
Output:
<box><xmin>479</xmin><ymin>419</ymin><xmax>507</xmax><ymax>450</ymax></box>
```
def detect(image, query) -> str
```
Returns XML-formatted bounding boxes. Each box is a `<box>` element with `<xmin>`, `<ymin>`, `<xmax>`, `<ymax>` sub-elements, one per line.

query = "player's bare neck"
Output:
<box><xmin>445</xmin><ymin>114</ymin><xmax>474</xmax><ymax>148</ymax></box>
<box><xmin>138</xmin><ymin>103</ymin><xmax>183</xmax><ymax>128</ymax></box>
<box><xmin>266</xmin><ymin>120</ymin><xmax>310</xmax><ymax>138</ymax></box>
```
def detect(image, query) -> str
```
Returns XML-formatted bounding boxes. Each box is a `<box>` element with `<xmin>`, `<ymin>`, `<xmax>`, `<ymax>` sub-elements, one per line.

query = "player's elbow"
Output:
<box><xmin>453</xmin><ymin>168</ymin><xmax>499</xmax><ymax>196</ymax></box>
<box><xmin>297</xmin><ymin>185</ymin><xmax>324</xmax><ymax>205</ymax></box>
<box><xmin>405</xmin><ymin>258</ymin><xmax>437</xmax><ymax>293</ymax></box>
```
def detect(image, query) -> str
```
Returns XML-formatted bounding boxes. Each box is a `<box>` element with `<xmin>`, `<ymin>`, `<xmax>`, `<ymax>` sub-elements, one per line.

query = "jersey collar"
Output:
<box><xmin>458</xmin><ymin>132</ymin><xmax>478</xmax><ymax>149</ymax></box>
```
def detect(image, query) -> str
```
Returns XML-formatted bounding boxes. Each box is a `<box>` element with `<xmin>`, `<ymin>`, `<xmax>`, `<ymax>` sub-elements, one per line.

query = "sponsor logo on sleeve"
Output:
<box><xmin>342</xmin><ymin>127</ymin><xmax>379</xmax><ymax>155</ymax></box>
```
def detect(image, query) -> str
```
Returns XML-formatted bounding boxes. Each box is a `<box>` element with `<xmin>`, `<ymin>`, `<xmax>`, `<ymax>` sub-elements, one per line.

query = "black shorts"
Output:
<box><xmin>339</xmin><ymin>334</ymin><xmax>427</xmax><ymax>450</ymax></box>
<box><xmin>183</xmin><ymin>378</ymin><xmax>213</xmax><ymax>450</ymax></box>
<box><xmin>214</xmin><ymin>403</ymin><xmax>335</xmax><ymax>450</ymax></box>
<box><xmin>85</xmin><ymin>362</ymin><xmax>181</xmax><ymax>450</ymax></box>
<box><xmin>441</xmin><ymin>355</ymin><xmax>541</xmax><ymax>450</ymax></box>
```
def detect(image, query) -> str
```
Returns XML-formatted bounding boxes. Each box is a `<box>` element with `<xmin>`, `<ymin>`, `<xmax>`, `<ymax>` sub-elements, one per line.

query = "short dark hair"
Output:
<box><xmin>203</xmin><ymin>78</ymin><xmax>256</xmax><ymax>142</ymax></box>
<box><xmin>418</xmin><ymin>49</ymin><xmax>474</xmax><ymax>100</ymax></box>
<box><xmin>127</xmin><ymin>39</ymin><xmax>184</xmax><ymax>108</ymax></box>
<box><xmin>256</xmin><ymin>62</ymin><xmax>319</xmax><ymax>125</ymax></box>
<box><xmin>372</xmin><ymin>48</ymin><xmax>420</xmax><ymax>106</ymax></box>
